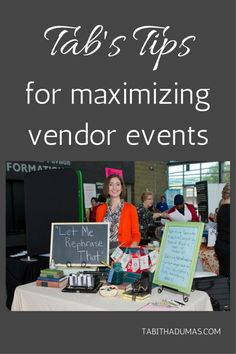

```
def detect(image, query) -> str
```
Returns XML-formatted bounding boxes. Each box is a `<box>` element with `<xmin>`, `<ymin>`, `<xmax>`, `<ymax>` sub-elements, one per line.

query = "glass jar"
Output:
<box><xmin>111</xmin><ymin>262</ymin><xmax>124</xmax><ymax>285</ymax></box>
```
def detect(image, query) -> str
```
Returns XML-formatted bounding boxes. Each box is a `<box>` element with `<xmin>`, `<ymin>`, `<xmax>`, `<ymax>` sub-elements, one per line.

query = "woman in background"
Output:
<box><xmin>96</xmin><ymin>174</ymin><xmax>140</xmax><ymax>249</ymax></box>
<box><xmin>89</xmin><ymin>197</ymin><xmax>98</xmax><ymax>222</ymax></box>
<box><xmin>137</xmin><ymin>191</ymin><xmax>162</xmax><ymax>244</ymax></box>
<box><xmin>215</xmin><ymin>183</ymin><xmax>230</xmax><ymax>277</ymax></box>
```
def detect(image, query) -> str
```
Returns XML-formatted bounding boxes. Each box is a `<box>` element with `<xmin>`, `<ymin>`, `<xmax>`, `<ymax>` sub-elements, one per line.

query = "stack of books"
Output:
<box><xmin>36</xmin><ymin>268</ymin><xmax>68</xmax><ymax>288</ymax></box>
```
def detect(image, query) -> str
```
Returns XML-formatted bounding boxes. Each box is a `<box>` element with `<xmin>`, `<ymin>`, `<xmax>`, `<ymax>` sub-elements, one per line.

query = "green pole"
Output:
<box><xmin>76</xmin><ymin>170</ymin><xmax>84</xmax><ymax>222</ymax></box>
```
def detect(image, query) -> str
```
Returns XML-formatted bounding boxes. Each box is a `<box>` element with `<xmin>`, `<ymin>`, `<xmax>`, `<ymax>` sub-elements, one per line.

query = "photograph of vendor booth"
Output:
<box><xmin>96</xmin><ymin>174</ymin><xmax>140</xmax><ymax>249</ymax></box>
<box><xmin>167</xmin><ymin>194</ymin><xmax>199</xmax><ymax>222</ymax></box>
<box><xmin>6</xmin><ymin>160</ymin><xmax>231</xmax><ymax>313</ymax></box>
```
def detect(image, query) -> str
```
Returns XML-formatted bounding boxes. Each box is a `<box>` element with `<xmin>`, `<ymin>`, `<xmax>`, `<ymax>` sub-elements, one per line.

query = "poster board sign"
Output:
<box><xmin>196</xmin><ymin>181</ymin><xmax>208</xmax><ymax>222</ymax></box>
<box><xmin>208</xmin><ymin>183</ymin><xmax>225</xmax><ymax>214</ymax></box>
<box><xmin>153</xmin><ymin>222</ymin><xmax>204</xmax><ymax>294</ymax></box>
<box><xmin>83</xmin><ymin>183</ymin><xmax>96</xmax><ymax>208</ymax></box>
<box><xmin>50</xmin><ymin>222</ymin><xmax>110</xmax><ymax>266</ymax></box>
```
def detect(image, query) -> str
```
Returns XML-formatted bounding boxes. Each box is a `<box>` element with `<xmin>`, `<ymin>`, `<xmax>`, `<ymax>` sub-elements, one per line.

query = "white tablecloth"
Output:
<box><xmin>11</xmin><ymin>282</ymin><xmax>213</xmax><ymax>311</ymax></box>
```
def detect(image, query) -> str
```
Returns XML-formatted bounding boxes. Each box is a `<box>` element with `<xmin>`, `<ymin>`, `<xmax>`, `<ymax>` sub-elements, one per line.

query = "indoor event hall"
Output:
<box><xmin>6</xmin><ymin>160</ymin><xmax>230</xmax><ymax>311</ymax></box>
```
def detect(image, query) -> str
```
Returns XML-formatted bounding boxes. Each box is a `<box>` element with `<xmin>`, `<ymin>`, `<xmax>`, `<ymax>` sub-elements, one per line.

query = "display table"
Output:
<box><xmin>11</xmin><ymin>282</ymin><xmax>213</xmax><ymax>311</ymax></box>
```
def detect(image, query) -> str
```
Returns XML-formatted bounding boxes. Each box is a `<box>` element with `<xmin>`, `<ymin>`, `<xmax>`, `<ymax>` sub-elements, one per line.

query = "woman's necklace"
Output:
<box><xmin>110</xmin><ymin>198</ymin><xmax>121</xmax><ymax>213</ymax></box>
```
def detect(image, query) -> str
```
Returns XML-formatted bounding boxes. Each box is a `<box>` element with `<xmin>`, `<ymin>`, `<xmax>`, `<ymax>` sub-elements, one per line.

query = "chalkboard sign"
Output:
<box><xmin>50</xmin><ymin>223</ymin><xmax>110</xmax><ymax>266</ymax></box>
<box><xmin>153</xmin><ymin>222</ymin><xmax>204</xmax><ymax>294</ymax></box>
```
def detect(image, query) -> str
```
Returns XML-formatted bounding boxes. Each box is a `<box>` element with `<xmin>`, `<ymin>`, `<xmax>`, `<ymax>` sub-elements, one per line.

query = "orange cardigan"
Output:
<box><xmin>96</xmin><ymin>202</ymin><xmax>141</xmax><ymax>247</ymax></box>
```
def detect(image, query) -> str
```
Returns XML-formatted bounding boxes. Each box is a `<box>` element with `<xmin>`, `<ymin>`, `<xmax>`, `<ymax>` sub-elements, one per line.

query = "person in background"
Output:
<box><xmin>96</xmin><ymin>174</ymin><xmax>140</xmax><ymax>249</ymax></box>
<box><xmin>167</xmin><ymin>194</ymin><xmax>199</xmax><ymax>222</ymax></box>
<box><xmin>89</xmin><ymin>197</ymin><xmax>98</xmax><ymax>222</ymax></box>
<box><xmin>137</xmin><ymin>191</ymin><xmax>162</xmax><ymax>244</ymax></box>
<box><xmin>156</xmin><ymin>195</ymin><xmax>169</xmax><ymax>213</ymax></box>
<box><xmin>215</xmin><ymin>183</ymin><xmax>230</xmax><ymax>277</ymax></box>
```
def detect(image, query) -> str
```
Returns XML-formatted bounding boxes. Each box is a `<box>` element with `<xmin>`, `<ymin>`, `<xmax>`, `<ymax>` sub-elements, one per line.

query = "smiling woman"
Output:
<box><xmin>96</xmin><ymin>174</ymin><xmax>141</xmax><ymax>248</ymax></box>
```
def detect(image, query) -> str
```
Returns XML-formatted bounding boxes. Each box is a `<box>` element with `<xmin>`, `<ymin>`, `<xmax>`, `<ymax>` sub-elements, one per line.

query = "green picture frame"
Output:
<box><xmin>153</xmin><ymin>222</ymin><xmax>204</xmax><ymax>294</ymax></box>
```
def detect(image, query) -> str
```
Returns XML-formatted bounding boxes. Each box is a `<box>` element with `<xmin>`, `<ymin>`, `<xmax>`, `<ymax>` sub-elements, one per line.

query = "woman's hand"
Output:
<box><xmin>160</xmin><ymin>212</ymin><xmax>169</xmax><ymax>218</ymax></box>
<box><xmin>153</xmin><ymin>212</ymin><xmax>169</xmax><ymax>219</ymax></box>
<box><xmin>153</xmin><ymin>212</ymin><xmax>161</xmax><ymax>219</ymax></box>
<box><xmin>209</xmin><ymin>212</ymin><xmax>217</xmax><ymax>222</ymax></box>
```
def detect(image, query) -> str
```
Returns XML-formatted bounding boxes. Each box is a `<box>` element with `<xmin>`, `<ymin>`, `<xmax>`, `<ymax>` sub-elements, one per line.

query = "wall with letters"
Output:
<box><xmin>6</xmin><ymin>161</ymin><xmax>135</xmax><ymax>247</ymax></box>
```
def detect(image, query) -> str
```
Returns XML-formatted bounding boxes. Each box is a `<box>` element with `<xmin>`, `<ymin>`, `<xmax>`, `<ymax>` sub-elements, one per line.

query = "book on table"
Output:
<box><xmin>36</xmin><ymin>277</ymin><xmax>68</xmax><ymax>288</ymax></box>
<box><xmin>37</xmin><ymin>275</ymin><xmax>67</xmax><ymax>282</ymax></box>
<box><xmin>40</xmin><ymin>268</ymin><xmax>64</xmax><ymax>277</ymax></box>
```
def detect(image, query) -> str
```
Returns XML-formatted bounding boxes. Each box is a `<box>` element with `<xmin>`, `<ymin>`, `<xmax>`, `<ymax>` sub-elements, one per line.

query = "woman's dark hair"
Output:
<box><xmin>97</xmin><ymin>194</ymin><xmax>106</xmax><ymax>203</ymax></box>
<box><xmin>102</xmin><ymin>174</ymin><xmax>126</xmax><ymax>199</ymax></box>
<box><xmin>91</xmin><ymin>197</ymin><xmax>97</xmax><ymax>203</ymax></box>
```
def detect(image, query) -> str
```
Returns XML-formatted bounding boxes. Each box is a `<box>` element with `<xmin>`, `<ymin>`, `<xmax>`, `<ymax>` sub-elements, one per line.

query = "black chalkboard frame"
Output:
<box><xmin>50</xmin><ymin>222</ymin><xmax>110</xmax><ymax>267</ymax></box>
